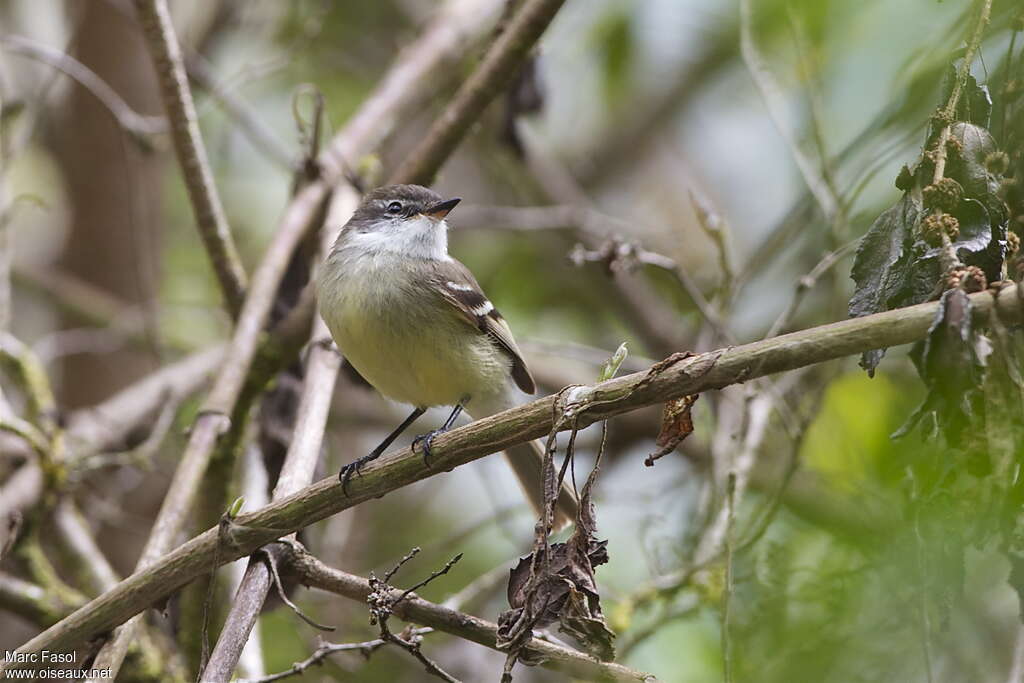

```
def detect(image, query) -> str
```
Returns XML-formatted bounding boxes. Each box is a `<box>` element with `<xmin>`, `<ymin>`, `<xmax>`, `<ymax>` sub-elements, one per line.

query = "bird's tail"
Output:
<box><xmin>469</xmin><ymin>391</ymin><xmax>579</xmax><ymax>531</ymax></box>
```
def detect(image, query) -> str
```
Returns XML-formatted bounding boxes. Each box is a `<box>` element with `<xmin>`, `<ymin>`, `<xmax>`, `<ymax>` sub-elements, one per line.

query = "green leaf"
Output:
<box><xmin>848</xmin><ymin>193</ymin><xmax>922</xmax><ymax>374</ymax></box>
<box><xmin>599</xmin><ymin>342</ymin><xmax>629</xmax><ymax>382</ymax></box>
<box><xmin>227</xmin><ymin>496</ymin><xmax>246</xmax><ymax>519</ymax></box>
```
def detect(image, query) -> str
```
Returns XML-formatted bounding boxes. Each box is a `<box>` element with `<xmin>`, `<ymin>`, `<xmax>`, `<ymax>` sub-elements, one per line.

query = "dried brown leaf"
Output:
<box><xmin>645</xmin><ymin>394</ymin><xmax>699</xmax><ymax>466</ymax></box>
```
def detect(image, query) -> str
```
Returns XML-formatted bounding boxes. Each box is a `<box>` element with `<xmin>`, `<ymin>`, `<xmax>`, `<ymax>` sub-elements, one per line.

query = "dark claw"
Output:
<box><xmin>412</xmin><ymin>429</ymin><xmax>444</xmax><ymax>468</ymax></box>
<box><xmin>338</xmin><ymin>449</ymin><xmax>383</xmax><ymax>495</ymax></box>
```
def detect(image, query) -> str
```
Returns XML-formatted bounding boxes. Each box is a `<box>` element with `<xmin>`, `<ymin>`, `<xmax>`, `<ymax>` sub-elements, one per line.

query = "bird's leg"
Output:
<box><xmin>339</xmin><ymin>406</ymin><xmax>425</xmax><ymax>495</ymax></box>
<box><xmin>413</xmin><ymin>398</ymin><xmax>467</xmax><ymax>468</ymax></box>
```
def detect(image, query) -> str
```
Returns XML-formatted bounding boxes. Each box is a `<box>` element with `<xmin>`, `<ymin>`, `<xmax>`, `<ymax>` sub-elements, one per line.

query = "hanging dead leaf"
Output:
<box><xmin>645</xmin><ymin>394</ymin><xmax>699</xmax><ymax>466</ymax></box>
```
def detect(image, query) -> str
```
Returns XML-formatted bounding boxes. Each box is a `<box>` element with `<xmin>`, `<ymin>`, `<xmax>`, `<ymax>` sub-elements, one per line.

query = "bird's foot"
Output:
<box><xmin>412</xmin><ymin>427</ymin><xmax>449</xmax><ymax>468</ymax></box>
<box><xmin>338</xmin><ymin>448</ymin><xmax>383</xmax><ymax>495</ymax></box>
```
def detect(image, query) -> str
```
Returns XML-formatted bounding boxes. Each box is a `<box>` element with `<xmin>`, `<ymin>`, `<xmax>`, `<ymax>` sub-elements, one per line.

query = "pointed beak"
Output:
<box><xmin>423</xmin><ymin>197</ymin><xmax>461</xmax><ymax>220</ymax></box>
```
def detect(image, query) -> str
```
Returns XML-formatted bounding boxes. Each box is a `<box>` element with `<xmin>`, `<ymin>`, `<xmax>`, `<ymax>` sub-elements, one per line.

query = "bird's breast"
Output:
<box><xmin>317</xmin><ymin>251</ymin><xmax>509</xmax><ymax>408</ymax></box>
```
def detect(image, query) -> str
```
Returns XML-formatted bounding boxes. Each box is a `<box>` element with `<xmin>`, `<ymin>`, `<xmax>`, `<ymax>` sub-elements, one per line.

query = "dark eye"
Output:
<box><xmin>387</xmin><ymin>201</ymin><xmax>403</xmax><ymax>214</ymax></box>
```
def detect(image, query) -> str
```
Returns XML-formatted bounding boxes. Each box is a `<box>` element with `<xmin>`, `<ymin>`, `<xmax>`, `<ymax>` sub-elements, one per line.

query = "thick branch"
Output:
<box><xmin>5</xmin><ymin>284</ymin><xmax>1021</xmax><ymax>669</ymax></box>
<box><xmin>291</xmin><ymin>549</ymin><xmax>654</xmax><ymax>682</ymax></box>
<box><xmin>389</xmin><ymin>0</ymin><xmax>567</xmax><ymax>185</ymax></box>
<box><xmin>133</xmin><ymin>0</ymin><xmax>248</xmax><ymax>316</ymax></box>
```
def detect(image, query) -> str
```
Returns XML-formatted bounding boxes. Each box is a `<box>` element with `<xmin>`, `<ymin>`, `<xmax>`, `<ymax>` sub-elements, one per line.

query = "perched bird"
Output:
<box><xmin>317</xmin><ymin>184</ymin><xmax>578</xmax><ymax>528</ymax></box>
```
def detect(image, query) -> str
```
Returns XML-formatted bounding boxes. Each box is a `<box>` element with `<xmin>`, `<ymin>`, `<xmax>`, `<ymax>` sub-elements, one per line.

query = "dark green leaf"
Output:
<box><xmin>849</xmin><ymin>193</ymin><xmax>922</xmax><ymax>373</ymax></box>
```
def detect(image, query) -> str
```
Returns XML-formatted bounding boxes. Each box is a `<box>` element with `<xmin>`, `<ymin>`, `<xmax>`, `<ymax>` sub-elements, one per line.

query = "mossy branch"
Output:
<box><xmin>5</xmin><ymin>283</ymin><xmax>1021</xmax><ymax>670</ymax></box>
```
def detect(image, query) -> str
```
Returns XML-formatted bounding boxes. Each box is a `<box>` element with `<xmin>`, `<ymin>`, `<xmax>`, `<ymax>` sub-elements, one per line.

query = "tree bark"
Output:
<box><xmin>50</xmin><ymin>1</ymin><xmax>164</xmax><ymax>408</ymax></box>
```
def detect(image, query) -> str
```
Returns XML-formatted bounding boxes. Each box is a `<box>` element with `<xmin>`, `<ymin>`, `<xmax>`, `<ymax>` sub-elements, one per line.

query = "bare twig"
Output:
<box><xmin>389</xmin><ymin>0</ymin><xmax>568</xmax><ymax>185</ymax></box>
<box><xmin>931</xmin><ymin>0</ymin><xmax>992</xmax><ymax>186</ymax></box>
<box><xmin>689</xmin><ymin>189</ymin><xmax>735</xmax><ymax>304</ymax></box>
<box><xmin>721</xmin><ymin>472</ymin><xmax>736</xmax><ymax>683</ymax></box>
<box><xmin>0</xmin><ymin>34</ymin><xmax>165</xmax><ymax>141</ymax></box>
<box><xmin>367</xmin><ymin>549</ymin><xmax>465</xmax><ymax>682</ymax></box>
<box><xmin>738</xmin><ymin>0</ymin><xmax>840</xmax><ymax>222</ymax></box>
<box><xmin>132</xmin><ymin>0</ymin><xmax>248</xmax><ymax>316</ymax></box>
<box><xmin>297</xmin><ymin>548</ymin><xmax>652</xmax><ymax>682</ymax></box>
<box><xmin>185</xmin><ymin>50</ymin><xmax>295</xmax><ymax>172</ymax></box>
<box><xmin>764</xmin><ymin>239</ymin><xmax>859</xmax><ymax>339</ymax></box>
<box><xmin>238</xmin><ymin>630</ymin><xmax>431</xmax><ymax>683</ymax></box>
<box><xmin>5</xmin><ymin>284</ymin><xmax>1024</xmax><ymax>670</ymax></box>
<box><xmin>11</xmin><ymin>264</ymin><xmax>195</xmax><ymax>353</ymax></box>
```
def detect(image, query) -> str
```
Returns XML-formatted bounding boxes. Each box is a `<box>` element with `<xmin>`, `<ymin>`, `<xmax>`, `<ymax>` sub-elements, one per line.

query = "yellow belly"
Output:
<box><xmin>318</xmin><ymin>256</ymin><xmax>509</xmax><ymax>408</ymax></box>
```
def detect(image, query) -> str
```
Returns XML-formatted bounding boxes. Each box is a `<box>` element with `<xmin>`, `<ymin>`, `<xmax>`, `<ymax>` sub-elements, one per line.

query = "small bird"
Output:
<box><xmin>317</xmin><ymin>184</ymin><xmax>578</xmax><ymax>528</ymax></box>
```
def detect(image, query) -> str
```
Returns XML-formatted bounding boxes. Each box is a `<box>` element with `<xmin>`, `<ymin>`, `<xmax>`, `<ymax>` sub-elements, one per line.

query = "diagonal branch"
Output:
<box><xmin>82</xmin><ymin>0</ymin><xmax>515</xmax><ymax>671</ymax></box>
<box><xmin>199</xmin><ymin>193</ymin><xmax>355</xmax><ymax>683</ymax></box>
<box><xmin>389</xmin><ymin>0</ymin><xmax>568</xmax><ymax>186</ymax></box>
<box><xmin>133</xmin><ymin>0</ymin><xmax>248</xmax><ymax>317</ymax></box>
<box><xmin>739</xmin><ymin>0</ymin><xmax>841</xmax><ymax>223</ymax></box>
<box><xmin>198</xmin><ymin>0</ymin><xmax>519</xmax><ymax>673</ymax></box>
<box><xmin>0</xmin><ymin>34</ymin><xmax>166</xmax><ymax>142</ymax></box>
<box><xmin>5</xmin><ymin>283</ymin><xmax>1022</xmax><ymax>671</ymax></box>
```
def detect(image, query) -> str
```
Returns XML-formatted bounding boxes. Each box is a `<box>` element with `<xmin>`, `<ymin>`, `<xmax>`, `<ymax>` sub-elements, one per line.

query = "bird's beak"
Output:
<box><xmin>424</xmin><ymin>197</ymin><xmax>461</xmax><ymax>220</ymax></box>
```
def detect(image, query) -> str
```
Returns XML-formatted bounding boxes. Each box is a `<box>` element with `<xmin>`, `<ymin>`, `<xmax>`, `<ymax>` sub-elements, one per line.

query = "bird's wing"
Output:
<box><xmin>428</xmin><ymin>259</ymin><xmax>536</xmax><ymax>394</ymax></box>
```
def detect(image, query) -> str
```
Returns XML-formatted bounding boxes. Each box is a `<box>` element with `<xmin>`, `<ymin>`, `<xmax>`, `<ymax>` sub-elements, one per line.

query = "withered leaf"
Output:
<box><xmin>645</xmin><ymin>394</ymin><xmax>699</xmax><ymax>466</ymax></box>
<box><xmin>498</xmin><ymin>437</ymin><xmax>616</xmax><ymax>669</ymax></box>
<box><xmin>503</xmin><ymin>539</ymin><xmax>610</xmax><ymax>626</ymax></box>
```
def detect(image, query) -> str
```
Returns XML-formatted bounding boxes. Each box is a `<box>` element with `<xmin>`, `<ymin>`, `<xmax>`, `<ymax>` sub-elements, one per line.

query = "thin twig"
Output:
<box><xmin>367</xmin><ymin>548</ymin><xmax>464</xmax><ymax>682</ymax></box>
<box><xmin>5</xmin><ymin>284</ymin><xmax>1024</xmax><ymax>670</ymax></box>
<box><xmin>383</xmin><ymin>547</ymin><xmax>424</xmax><ymax>584</ymax></box>
<box><xmin>398</xmin><ymin>553</ymin><xmax>464</xmax><ymax>604</ymax></box>
<box><xmin>184</xmin><ymin>50</ymin><xmax>295</xmax><ymax>172</ymax></box>
<box><xmin>132</xmin><ymin>0</ymin><xmax>248</xmax><ymax>317</ymax></box>
<box><xmin>11</xmin><ymin>264</ymin><xmax>195</xmax><ymax>353</ymax></box>
<box><xmin>739</xmin><ymin>0</ymin><xmax>840</xmax><ymax>222</ymax></box>
<box><xmin>238</xmin><ymin>631</ymin><xmax>431</xmax><ymax>683</ymax></box>
<box><xmin>389</xmin><ymin>0</ymin><xmax>568</xmax><ymax>185</ymax></box>
<box><xmin>764</xmin><ymin>239</ymin><xmax>859</xmax><ymax>339</ymax></box>
<box><xmin>0</xmin><ymin>34</ymin><xmax>166</xmax><ymax>142</ymax></box>
<box><xmin>297</xmin><ymin>548</ymin><xmax>653</xmax><ymax>682</ymax></box>
<box><xmin>721</xmin><ymin>472</ymin><xmax>736</xmax><ymax>683</ymax></box>
<box><xmin>689</xmin><ymin>189</ymin><xmax>735</xmax><ymax>305</ymax></box>
<box><xmin>261</xmin><ymin>545</ymin><xmax>334</xmax><ymax>631</ymax></box>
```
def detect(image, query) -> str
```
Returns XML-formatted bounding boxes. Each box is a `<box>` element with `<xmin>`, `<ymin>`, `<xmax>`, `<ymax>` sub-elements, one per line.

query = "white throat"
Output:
<box><xmin>342</xmin><ymin>215</ymin><xmax>451</xmax><ymax>261</ymax></box>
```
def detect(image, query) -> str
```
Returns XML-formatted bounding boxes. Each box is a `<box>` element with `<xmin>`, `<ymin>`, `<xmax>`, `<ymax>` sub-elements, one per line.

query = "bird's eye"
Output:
<box><xmin>387</xmin><ymin>201</ymin><xmax>403</xmax><ymax>214</ymax></box>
